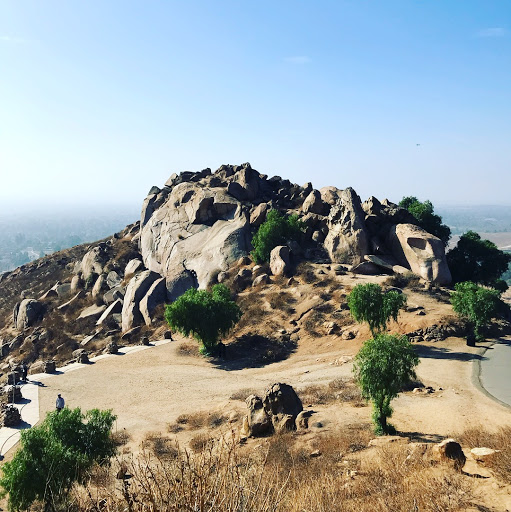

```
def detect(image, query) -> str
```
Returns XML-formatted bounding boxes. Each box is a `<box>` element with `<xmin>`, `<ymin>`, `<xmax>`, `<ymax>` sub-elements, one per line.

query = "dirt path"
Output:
<box><xmin>37</xmin><ymin>333</ymin><xmax>511</xmax><ymax>447</ymax></box>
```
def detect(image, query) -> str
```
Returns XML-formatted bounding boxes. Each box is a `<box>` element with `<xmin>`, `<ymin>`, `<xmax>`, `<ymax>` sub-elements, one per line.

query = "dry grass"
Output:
<box><xmin>266</xmin><ymin>291</ymin><xmax>296</xmax><ymax>314</ymax></box>
<box><xmin>235</xmin><ymin>294</ymin><xmax>268</xmax><ymax>330</ymax></box>
<box><xmin>302</xmin><ymin>309</ymin><xmax>326</xmax><ymax>337</ymax></box>
<box><xmin>176</xmin><ymin>341</ymin><xmax>200</xmax><ymax>357</ymax></box>
<box><xmin>141</xmin><ymin>431</ymin><xmax>178</xmax><ymax>460</ymax></box>
<box><xmin>168</xmin><ymin>411</ymin><xmax>229</xmax><ymax>432</ymax></box>
<box><xmin>458</xmin><ymin>426</ymin><xmax>511</xmax><ymax>483</ymax></box>
<box><xmin>384</xmin><ymin>272</ymin><xmax>422</xmax><ymax>290</ymax></box>
<box><xmin>72</xmin><ymin>428</ymin><xmax>475</xmax><ymax>512</ymax></box>
<box><xmin>298</xmin><ymin>378</ymin><xmax>365</xmax><ymax>407</ymax></box>
<box><xmin>229</xmin><ymin>387</ymin><xmax>259</xmax><ymax>401</ymax></box>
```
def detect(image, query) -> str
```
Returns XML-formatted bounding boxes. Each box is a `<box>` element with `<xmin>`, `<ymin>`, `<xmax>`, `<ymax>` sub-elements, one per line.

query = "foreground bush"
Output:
<box><xmin>353</xmin><ymin>334</ymin><xmax>419</xmax><ymax>434</ymax></box>
<box><xmin>251</xmin><ymin>209</ymin><xmax>304</xmax><ymax>264</ymax></box>
<box><xmin>0</xmin><ymin>408</ymin><xmax>116</xmax><ymax>512</ymax></box>
<box><xmin>165</xmin><ymin>284</ymin><xmax>241</xmax><ymax>355</ymax></box>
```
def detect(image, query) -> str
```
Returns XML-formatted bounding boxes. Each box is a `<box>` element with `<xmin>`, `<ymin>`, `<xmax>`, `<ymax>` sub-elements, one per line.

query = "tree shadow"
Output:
<box><xmin>212</xmin><ymin>334</ymin><xmax>298</xmax><ymax>371</ymax></box>
<box><xmin>415</xmin><ymin>345</ymin><xmax>488</xmax><ymax>362</ymax></box>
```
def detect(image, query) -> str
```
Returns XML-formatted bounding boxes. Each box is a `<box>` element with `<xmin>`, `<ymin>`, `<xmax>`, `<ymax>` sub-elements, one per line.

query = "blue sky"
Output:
<box><xmin>1</xmin><ymin>1</ymin><xmax>510</xmax><ymax>211</ymax></box>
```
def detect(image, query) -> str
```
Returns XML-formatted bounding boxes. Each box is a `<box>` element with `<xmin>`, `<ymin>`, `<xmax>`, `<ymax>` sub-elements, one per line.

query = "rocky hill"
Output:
<box><xmin>0</xmin><ymin>163</ymin><xmax>454</xmax><ymax>371</ymax></box>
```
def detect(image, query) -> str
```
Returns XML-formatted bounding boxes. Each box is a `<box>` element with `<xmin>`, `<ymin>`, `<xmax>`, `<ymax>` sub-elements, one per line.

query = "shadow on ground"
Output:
<box><xmin>398</xmin><ymin>431</ymin><xmax>445</xmax><ymax>443</ymax></box>
<box><xmin>212</xmin><ymin>334</ymin><xmax>298</xmax><ymax>371</ymax></box>
<box><xmin>415</xmin><ymin>344</ymin><xmax>488</xmax><ymax>362</ymax></box>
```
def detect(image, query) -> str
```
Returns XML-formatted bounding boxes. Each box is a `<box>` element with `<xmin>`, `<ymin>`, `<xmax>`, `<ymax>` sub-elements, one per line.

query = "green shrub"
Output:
<box><xmin>251</xmin><ymin>210</ymin><xmax>304</xmax><ymax>264</ymax></box>
<box><xmin>447</xmin><ymin>231</ymin><xmax>511</xmax><ymax>290</ymax></box>
<box><xmin>0</xmin><ymin>408</ymin><xmax>116</xmax><ymax>512</ymax></box>
<box><xmin>451</xmin><ymin>281</ymin><xmax>501</xmax><ymax>342</ymax></box>
<box><xmin>165</xmin><ymin>284</ymin><xmax>242</xmax><ymax>355</ymax></box>
<box><xmin>399</xmin><ymin>196</ymin><xmax>451</xmax><ymax>246</ymax></box>
<box><xmin>347</xmin><ymin>283</ymin><xmax>406</xmax><ymax>337</ymax></box>
<box><xmin>354</xmin><ymin>334</ymin><xmax>419</xmax><ymax>434</ymax></box>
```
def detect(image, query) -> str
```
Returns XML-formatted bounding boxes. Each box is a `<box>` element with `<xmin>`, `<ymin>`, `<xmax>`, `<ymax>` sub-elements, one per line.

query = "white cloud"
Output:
<box><xmin>477</xmin><ymin>27</ymin><xmax>507</xmax><ymax>38</ymax></box>
<box><xmin>284</xmin><ymin>56</ymin><xmax>311</xmax><ymax>64</ymax></box>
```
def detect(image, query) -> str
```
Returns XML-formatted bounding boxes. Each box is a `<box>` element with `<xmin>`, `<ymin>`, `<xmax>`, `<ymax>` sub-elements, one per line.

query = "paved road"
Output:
<box><xmin>480</xmin><ymin>338</ymin><xmax>511</xmax><ymax>407</ymax></box>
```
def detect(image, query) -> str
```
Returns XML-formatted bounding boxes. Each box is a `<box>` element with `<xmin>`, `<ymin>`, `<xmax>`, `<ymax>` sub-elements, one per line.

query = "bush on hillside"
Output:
<box><xmin>353</xmin><ymin>334</ymin><xmax>419</xmax><ymax>434</ymax></box>
<box><xmin>399</xmin><ymin>196</ymin><xmax>451</xmax><ymax>246</ymax></box>
<box><xmin>0</xmin><ymin>408</ymin><xmax>116</xmax><ymax>512</ymax></box>
<box><xmin>165</xmin><ymin>284</ymin><xmax>242</xmax><ymax>355</ymax></box>
<box><xmin>251</xmin><ymin>210</ymin><xmax>304</xmax><ymax>264</ymax></box>
<box><xmin>450</xmin><ymin>281</ymin><xmax>502</xmax><ymax>343</ymax></box>
<box><xmin>447</xmin><ymin>231</ymin><xmax>511</xmax><ymax>290</ymax></box>
<box><xmin>347</xmin><ymin>283</ymin><xmax>406</xmax><ymax>337</ymax></box>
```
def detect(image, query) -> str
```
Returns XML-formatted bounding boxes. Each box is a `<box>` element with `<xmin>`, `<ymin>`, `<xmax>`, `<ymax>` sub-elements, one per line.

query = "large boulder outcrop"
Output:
<box><xmin>269</xmin><ymin>246</ymin><xmax>290</xmax><ymax>276</ymax></box>
<box><xmin>387</xmin><ymin>224</ymin><xmax>451</xmax><ymax>285</ymax></box>
<box><xmin>324</xmin><ymin>187</ymin><xmax>369</xmax><ymax>264</ymax></box>
<box><xmin>139</xmin><ymin>181</ymin><xmax>251</xmax><ymax>295</ymax></box>
<box><xmin>13</xmin><ymin>299</ymin><xmax>44</xmax><ymax>330</ymax></box>
<box><xmin>139</xmin><ymin>277</ymin><xmax>167</xmax><ymax>326</ymax></box>
<box><xmin>121</xmin><ymin>270</ymin><xmax>160</xmax><ymax>332</ymax></box>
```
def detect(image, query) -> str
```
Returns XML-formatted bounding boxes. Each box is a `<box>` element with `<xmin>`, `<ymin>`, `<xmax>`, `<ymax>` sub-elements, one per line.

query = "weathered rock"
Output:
<box><xmin>139</xmin><ymin>277</ymin><xmax>167</xmax><ymax>326</ymax></box>
<box><xmin>125</xmin><ymin>259</ymin><xmax>143</xmax><ymax>276</ymax></box>
<box><xmin>106</xmin><ymin>271</ymin><xmax>122</xmax><ymax>289</ymax></box>
<box><xmin>121</xmin><ymin>326</ymin><xmax>141</xmax><ymax>341</ymax></box>
<box><xmin>43</xmin><ymin>360</ymin><xmax>56</xmax><ymax>373</ymax></box>
<box><xmin>270</xmin><ymin>246</ymin><xmax>290</xmax><ymax>276</ymax></box>
<box><xmin>139</xmin><ymin>181</ymin><xmax>251</xmax><ymax>295</ymax></box>
<box><xmin>470</xmin><ymin>447</ymin><xmax>499</xmax><ymax>462</ymax></box>
<box><xmin>92</xmin><ymin>274</ymin><xmax>108</xmax><ymax>302</ymax></box>
<box><xmin>55</xmin><ymin>283</ymin><xmax>72</xmax><ymax>297</ymax></box>
<box><xmin>96</xmin><ymin>299</ymin><xmax>123</xmax><ymax>326</ymax></box>
<box><xmin>262</xmin><ymin>383</ymin><xmax>303</xmax><ymax>419</ymax></box>
<box><xmin>250</xmin><ymin>203</ymin><xmax>269</xmax><ymax>227</ymax></box>
<box><xmin>77</xmin><ymin>304</ymin><xmax>107</xmax><ymax>321</ymax></box>
<box><xmin>324</xmin><ymin>188</ymin><xmax>370</xmax><ymax>264</ymax></box>
<box><xmin>252</xmin><ymin>274</ymin><xmax>270</xmax><ymax>287</ymax></box>
<box><xmin>351</xmin><ymin>261</ymin><xmax>384</xmax><ymax>275</ymax></box>
<box><xmin>81</xmin><ymin>244</ymin><xmax>109</xmax><ymax>281</ymax></box>
<box><xmin>39</xmin><ymin>288</ymin><xmax>59</xmax><ymax>300</ymax></box>
<box><xmin>2</xmin><ymin>404</ymin><xmax>21</xmax><ymax>427</ymax></box>
<box><xmin>244</xmin><ymin>395</ymin><xmax>272</xmax><ymax>437</ymax></box>
<box><xmin>70</xmin><ymin>274</ymin><xmax>83</xmax><ymax>293</ymax></box>
<box><xmin>103</xmin><ymin>286</ymin><xmax>125</xmax><ymax>305</ymax></box>
<box><xmin>58</xmin><ymin>290</ymin><xmax>85</xmax><ymax>311</ymax></box>
<box><xmin>104</xmin><ymin>340</ymin><xmax>119</xmax><ymax>354</ymax></box>
<box><xmin>295</xmin><ymin>410</ymin><xmax>312</xmax><ymax>430</ymax></box>
<box><xmin>13</xmin><ymin>299</ymin><xmax>44</xmax><ymax>330</ymax></box>
<box><xmin>273</xmin><ymin>414</ymin><xmax>295</xmax><ymax>433</ymax></box>
<box><xmin>302</xmin><ymin>190</ymin><xmax>325</xmax><ymax>215</ymax></box>
<box><xmin>3</xmin><ymin>385</ymin><xmax>22</xmax><ymax>403</ymax></box>
<box><xmin>121</xmin><ymin>271</ymin><xmax>160</xmax><ymax>332</ymax></box>
<box><xmin>387</xmin><ymin>224</ymin><xmax>452</xmax><ymax>285</ymax></box>
<box><xmin>433</xmin><ymin>439</ymin><xmax>466</xmax><ymax>471</ymax></box>
<box><xmin>368</xmin><ymin>436</ymin><xmax>408</xmax><ymax>447</ymax></box>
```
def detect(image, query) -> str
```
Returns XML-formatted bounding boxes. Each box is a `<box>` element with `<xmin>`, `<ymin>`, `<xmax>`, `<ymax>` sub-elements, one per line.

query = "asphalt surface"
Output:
<box><xmin>480</xmin><ymin>338</ymin><xmax>511</xmax><ymax>407</ymax></box>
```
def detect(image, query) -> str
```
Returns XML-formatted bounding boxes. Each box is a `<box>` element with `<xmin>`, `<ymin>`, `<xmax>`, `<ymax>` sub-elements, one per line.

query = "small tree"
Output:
<box><xmin>399</xmin><ymin>196</ymin><xmax>451</xmax><ymax>246</ymax></box>
<box><xmin>354</xmin><ymin>334</ymin><xmax>419</xmax><ymax>434</ymax></box>
<box><xmin>251</xmin><ymin>209</ymin><xmax>304</xmax><ymax>264</ymax></box>
<box><xmin>451</xmin><ymin>281</ymin><xmax>501</xmax><ymax>344</ymax></box>
<box><xmin>165</xmin><ymin>283</ymin><xmax>242</xmax><ymax>355</ymax></box>
<box><xmin>447</xmin><ymin>231</ymin><xmax>511</xmax><ymax>290</ymax></box>
<box><xmin>347</xmin><ymin>283</ymin><xmax>407</xmax><ymax>336</ymax></box>
<box><xmin>0</xmin><ymin>408</ymin><xmax>116</xmax><ymax>512</ymax></box>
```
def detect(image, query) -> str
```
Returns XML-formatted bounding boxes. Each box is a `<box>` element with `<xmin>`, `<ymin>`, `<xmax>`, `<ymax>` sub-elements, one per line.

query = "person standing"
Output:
<box><xmin>20</xmin><ymin>363</ymin><xmax>28</xmax><ymax>382</ymax></box>
<box><xmin>56</xmin><ymin>394</ymin><xmax>65</xmax><ymax>413</ymax></box>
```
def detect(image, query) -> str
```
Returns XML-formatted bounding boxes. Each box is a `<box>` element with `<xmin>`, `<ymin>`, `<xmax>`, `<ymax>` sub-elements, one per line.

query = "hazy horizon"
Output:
<box><xmin>2</xmin><ymin>1</ymin><xmax>510</xmax><ymax>208</ymax></box>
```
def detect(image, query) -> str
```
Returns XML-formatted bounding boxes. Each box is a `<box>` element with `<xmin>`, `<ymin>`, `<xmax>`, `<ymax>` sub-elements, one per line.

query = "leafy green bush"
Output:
<box><xmin>399</xmin><ymin>196</ymin><xmax>451</xmax><ymax>246</ymax></box>
<box><xmin>251</xmin><ymin>210</ymin><xmax>304</xmax><ymax>264</ymax></box>
<box><xmin>165</xmin><ymin>284</ymin><xmax>241</xmax><ymax>355</ymax></box>
<box><xmin>451</xmin><ymin>281</ymin><xmax>501</xmax><ymax>342</ymax></box>
<box><xmin>354</xmin><ymin>334</ymin><xmax>419</xmax><ymax>434</ymax></box>
<box><xmin>447</xmin><ymin>231</ymin><xmax>511</xmax><ymax>290</ymax></box>
<box><xmin>347</xmin><ymin>283</ymin><xmax>407</xmax><ymax>337</ymax></box>
<box><xmin>0</xmin><ymin>408</ymin><xmax>116</xmax><ymax>512</ymax></box>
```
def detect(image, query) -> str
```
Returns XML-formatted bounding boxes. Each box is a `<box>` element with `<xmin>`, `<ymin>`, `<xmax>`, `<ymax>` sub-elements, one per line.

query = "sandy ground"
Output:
<box><xmin>36</xmin><ymin>332</ymin><xmax>511</xmax><ymax>447</ymax></box>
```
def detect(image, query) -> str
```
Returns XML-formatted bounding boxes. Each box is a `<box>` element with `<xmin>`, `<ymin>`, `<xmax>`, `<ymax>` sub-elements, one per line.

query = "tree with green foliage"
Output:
<box><xmin>354</xmin><ymin>334</ymin><xmax>419</xmax><ymax>434</ymax></box>
<box><xmin>399</xmin><ymin>196</ymin><xmax>451</xmax><ymax>246</ymax></box>
<box><xmin>348</xmin><ymin>283</ymin><xmax>407</xmax><ymax>337</ymax></box>
<box><xmin>447</xmin><ymin>231</ymin><xmax>511</xmax><ymax>291</ymax></box>
<box><xmin>165</xmin><ymin>283</ymin><xmax>242</xmax><ymax>355</ymax></box>
<box><xmin>0</xmin><ymin>408</ymin><xmax>116</xmax><ymax>512</ymax></box>
<box><xmin>251</xmin><ymin>209</ymin><xmax>304</xmax><ymax>264</ymax></box>
<box><xmin>451</xmin><ymin>281</ymin><xmax>501</xmax><ymax>343</ymax></box>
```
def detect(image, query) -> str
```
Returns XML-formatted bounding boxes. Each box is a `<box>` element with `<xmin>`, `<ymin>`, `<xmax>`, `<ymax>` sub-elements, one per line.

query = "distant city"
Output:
<box><xmin>1</xmin><ymin>203</ymin><xmax>511</xmax><ymax>274</ymax></box>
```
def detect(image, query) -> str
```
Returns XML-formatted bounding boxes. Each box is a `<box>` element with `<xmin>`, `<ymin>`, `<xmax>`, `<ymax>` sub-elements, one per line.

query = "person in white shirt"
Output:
<box><xmin>56</xmin><ymin>394</ymin><xmax>65</xmax><ymax>413</ymax></box>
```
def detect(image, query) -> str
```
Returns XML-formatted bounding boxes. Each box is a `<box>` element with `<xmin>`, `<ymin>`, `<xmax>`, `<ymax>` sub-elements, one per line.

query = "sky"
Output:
<box><xmin>1</xmin><ymin>0</ymin><xmax>510</xmax><ymax>213</ymax></box>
